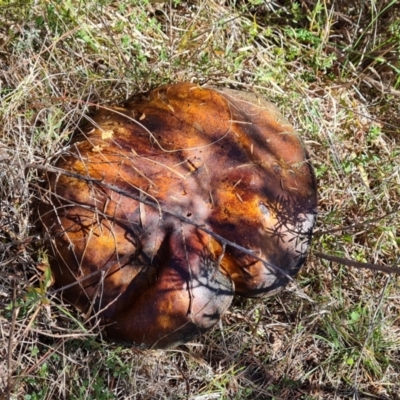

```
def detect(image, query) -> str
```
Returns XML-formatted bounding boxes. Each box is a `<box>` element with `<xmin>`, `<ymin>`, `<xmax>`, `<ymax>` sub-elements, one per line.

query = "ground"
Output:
<box><xmin>0</xmin><ymin>1</ymin><xmax>399</xmax><ymax>399</ymax></box>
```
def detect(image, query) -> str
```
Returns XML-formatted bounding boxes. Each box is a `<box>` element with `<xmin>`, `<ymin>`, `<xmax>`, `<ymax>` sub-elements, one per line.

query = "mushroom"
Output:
<box><xmin>41</xmin><ymin>83</ymin><xmax>317</xmax><ymax>348</ymax></box>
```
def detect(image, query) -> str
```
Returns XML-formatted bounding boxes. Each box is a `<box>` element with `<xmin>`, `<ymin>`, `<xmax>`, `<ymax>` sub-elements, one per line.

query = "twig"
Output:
<box><xmin>29</xmin><ymin>162</ymin><xmax>400</xmax><ymax>286</ymax></box>
<box><xmin>27</xmin><ymin>163</ymin><xmax>291</xmax><ymax>281</ymax></box>
<box><xmin>314</xmin><ymin>251</ymin><xmax>400</xmax><ymax>275</ymax></box>
<box><xmin>22</xmin><ymin>340</ymin><xmax>64</xmax><ymax>377</ymax></box>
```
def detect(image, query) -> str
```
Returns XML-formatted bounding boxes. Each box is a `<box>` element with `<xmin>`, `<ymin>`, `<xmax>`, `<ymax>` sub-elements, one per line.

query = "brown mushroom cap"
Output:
<box><xmin>41</xmin><ymin>83</ymin><xmax>317</xmax><ymax>348</ymax></box>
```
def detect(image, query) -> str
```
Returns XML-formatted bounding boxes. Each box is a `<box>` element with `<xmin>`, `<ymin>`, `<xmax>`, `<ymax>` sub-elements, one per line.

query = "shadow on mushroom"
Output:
<box><xmin>40</xmin><ymin>83</ymin><xmax>318</xmax><ymax>348</ymax></box>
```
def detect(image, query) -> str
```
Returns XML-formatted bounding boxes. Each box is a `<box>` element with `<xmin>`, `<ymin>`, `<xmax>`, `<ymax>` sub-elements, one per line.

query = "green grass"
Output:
<box><xmin>1</xmin><ymin>0</ymin><xmax>399</xmax><ymax>399</ymax></box>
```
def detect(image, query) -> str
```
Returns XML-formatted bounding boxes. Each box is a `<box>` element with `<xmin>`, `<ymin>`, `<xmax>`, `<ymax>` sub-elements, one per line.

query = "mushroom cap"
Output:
<box><xmin>41</xmin><ymin>83</ymin><xmax>317</xmax><ymax>348</ymax></box>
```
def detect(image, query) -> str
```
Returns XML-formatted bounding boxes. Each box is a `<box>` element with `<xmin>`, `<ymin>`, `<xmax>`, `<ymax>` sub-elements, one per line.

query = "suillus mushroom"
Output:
<box><xmin>40</xmin><ymin>83</ymin><xmax>317</xmax><ymax>348</ymax></box>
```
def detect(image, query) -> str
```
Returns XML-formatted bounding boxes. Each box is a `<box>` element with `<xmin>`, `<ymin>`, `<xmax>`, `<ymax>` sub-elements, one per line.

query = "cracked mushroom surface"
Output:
<box><xmin>41</xmin><ymin>83</ymin><xmax>317</xmax><ymax>348</ymax></box>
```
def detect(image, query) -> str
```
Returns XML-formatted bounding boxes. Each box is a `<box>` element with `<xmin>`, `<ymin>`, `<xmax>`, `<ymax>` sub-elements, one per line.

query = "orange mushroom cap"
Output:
<box><xmin>41</xmin><ymin>83</ymin><xmax>317</xmax><ymax>348</ymax></box>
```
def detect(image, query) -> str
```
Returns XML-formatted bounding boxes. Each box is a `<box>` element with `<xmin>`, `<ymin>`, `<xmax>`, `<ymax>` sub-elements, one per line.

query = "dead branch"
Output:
<box><xmin>27</xmin><ymin>163</ymin><xmax>292</xmax><ymax>282</ymax></box>
<box><xmin>314</xmin><ymin>251</ymin><xmax>400</xmax><ymax>275</ymax></box>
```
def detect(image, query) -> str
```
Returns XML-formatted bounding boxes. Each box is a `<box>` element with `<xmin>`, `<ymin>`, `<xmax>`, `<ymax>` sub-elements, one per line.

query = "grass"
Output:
<box><xmin>0</xmin><ymin>0</ymin><xmax>399</xmax><ymax>399</ymax></box>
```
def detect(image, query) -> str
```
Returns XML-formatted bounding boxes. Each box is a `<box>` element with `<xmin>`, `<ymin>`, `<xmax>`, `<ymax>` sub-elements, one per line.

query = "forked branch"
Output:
<box><xmin>29</xmin><ymin>163</ymin><xmax>400</xmax><ymax>278</ymax></box>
